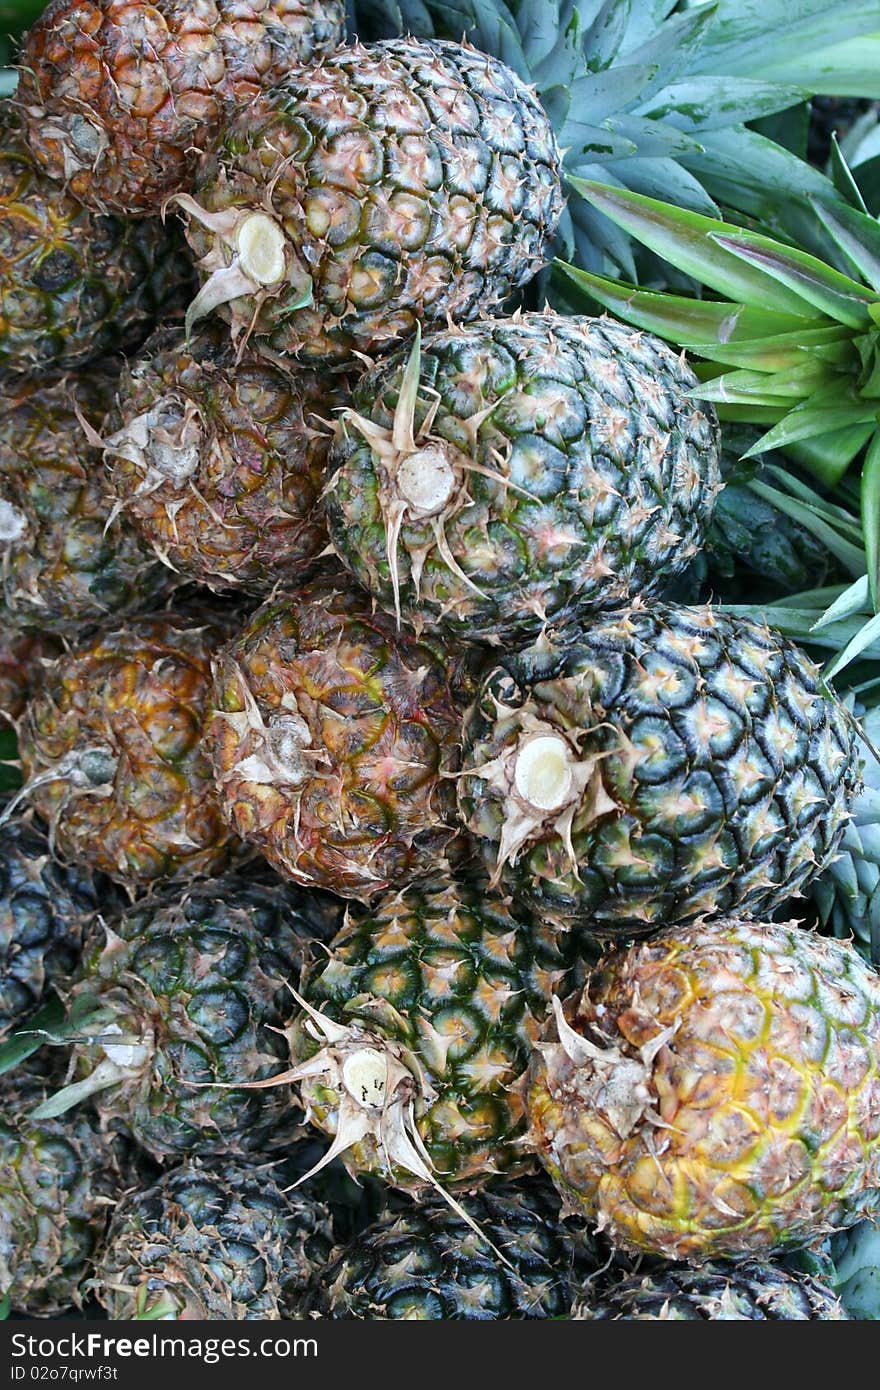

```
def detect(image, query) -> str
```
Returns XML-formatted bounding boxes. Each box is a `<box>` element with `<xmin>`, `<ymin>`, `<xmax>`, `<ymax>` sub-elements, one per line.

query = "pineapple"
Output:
<box><xmin>208</xmin><ymin>575</ymin><xmax>462</xmax><ymax>900</ymax></box>
<box><xmin>576</xmin><ymin>1262</ymin><xmax>847</xmax><ymax>1320</ymax></box>
<box><xmin>16</xmin><ymin>0</ymin><xmax>346</xmax><ymax>216</ymax></box>
<box><xmin>11</xmin><ymin>608</ymin><xmax>241</xmax><ymax>890</ymax></box>
<box><xmin>458</xmin><ymin>600</ymin><xmax>859</xmax><ymax>932</ymax></box>
<box><xmin>92</xmin><ymin>1159</ymin><xmax>333</xmax><ymax>1319</ymax></box>
<box><xmin>311</xmin><ymin>1179</ymin><xmax>603</xmax><ymax>1320</ymax></box>
<box><xmin>0</xmin><ymin>633</ymin><xmax>62</xmax><ymax>724</ymax></box>
<box><xmin>177</xmin><ymin>39</ymin><xmax>564</xmax><ymax>362</ymax></box>
<box><xmin>97</xmin><ymin>325</ymin><xmax>352</xmax><ymax>593</ymax></box>
<box><xmin>0</xmin><ymin>813</ymin><xmax>121</xmax><ymax>1038</ymax></box>
<box><xmin>0</xmin><ymin>1068</ymin><xmax>125</xmax><ymax>1314</ymax></box>
<box><xmin>0</xmin><ymin>108</ymin><xmax>192</xmax><ymax>372</ymax></box>
<box><xmin>325</xmin><ymin>313</ymin><xmax>721</xmax><ymax>639</ymax></box>
<box><xmin>0</xmin><ymin>369</ymin><xmax>173</xmax><ymax>633</ymax></box>
<box><xmin>262</xmin><ymin>877</ymin><xmax>579</xmax><ymax>1195</ymax></box>
<box><xmin>23</xmin><ymin>869</ymin><xmax>321</xmax><ymax>1162</ymax></box>
<box><xmin>526</xmin><ymin>919</ymin><xmax>880</xmax><ymax>1261</ymax></box>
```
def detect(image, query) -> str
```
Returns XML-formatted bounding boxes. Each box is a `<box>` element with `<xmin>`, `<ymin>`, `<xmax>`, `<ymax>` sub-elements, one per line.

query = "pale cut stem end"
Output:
<box><xmin>396</xmin><ymin>447</ymin><xmax>456</xmax><ymax>516</ymax></box>
<box><xmin>514</xmin><ymin>735</ymin><xmax>575</xmax><ymax>811</ymax></box>
<box><xmin>236</xmin><ymin>213</ymin><xmax>287</xmax><ymax>285</ymax></box>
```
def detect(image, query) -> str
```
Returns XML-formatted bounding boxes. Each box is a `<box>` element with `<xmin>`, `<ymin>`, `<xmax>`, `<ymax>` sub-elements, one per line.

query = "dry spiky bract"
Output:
<box><xmin>179</xmin><ymin>39</ymin><xmax>564</xmax><ymax>361</ymax></box>
<box><xmin>576</xmin><ymin>1262</ymin><xmax>848</xmax><ymax>1320</ymax></box>
<box><xmin>209</xmin><ymin>576</ymin><xmax>462</xmax><ymax>899</ymax></box>
<box><xmin>0</xmin><ymin>1071</ymin><xmax>124</xmax><ymax>1314</ymax></box>
<box><xmin>101</xmin><ymin>325</ymin><xmax>348</xmax><ymax>592</ymax></box>
<box><xmin>29</xmin><ymin>871</ymin><xmax>321</xmax><ymax>1161</ymax></box>
<box><xmin>0</xmin><ymin>110</ymin><xmax>191</xmax><ymax>371</ymax></box>
<box><xmin>0</xmin><ymin>371</ymin><xmax>173</xmax><ymax>633</ymax></box>
<box><xmin>326</xmin><ymin>314</ymin><xmax>721</xmax><ymax>639</ymax></box>
<box><xmin>458</xmin><ymin>601</ymin><xmax>859</xmax><ymax>931</ymax></box>
<box><xmin>93</xmin><ymin>1160</ymin><xmax>333</xmax><ymax>1319</ymax></box>
<box><xmin>527</xmin><ymin>919</ymin><xmax>880</xmax><ymax>1260</ymax></box>
<box><xmin>16</xmin><ymin>0</ymin><xmax>346</xmax><ymax>215</ymax></box>
<box><xmin>13</xmin><ymin>610</ymin><xmax>240</xmax><ymax>889</ymax></box>
<box><xmin>274</xmin><ymin>878</ymin><xmax>579</xmax><ymax>1196</ymax></box>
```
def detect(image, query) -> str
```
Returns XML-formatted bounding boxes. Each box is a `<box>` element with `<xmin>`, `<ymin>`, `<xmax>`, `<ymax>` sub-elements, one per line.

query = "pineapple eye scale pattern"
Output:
<box><xmin>459</xmin><ymin>602</ymin><xmax>860</xmax><ymax>931</ymax></box>
<box><xmin>181</xmin><ymin>39</ymin><xmax>565</xmax><ymax>361</ymax></box>
<box><xmin>326</xmin><ymin>313</ymin><xmax>721</xmax><ymax>639</ymax></box>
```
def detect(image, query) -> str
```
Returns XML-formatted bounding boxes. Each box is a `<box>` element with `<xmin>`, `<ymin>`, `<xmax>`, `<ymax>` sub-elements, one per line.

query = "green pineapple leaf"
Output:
<box><xmin>569</xmin><ymin>180</ymin><xmax>820</xmax><ymax>314</ymax></box>
<box><xmin>860</xmin><ymin>431</ymin><xmax>880</xmax><ymax>610</ymax></box>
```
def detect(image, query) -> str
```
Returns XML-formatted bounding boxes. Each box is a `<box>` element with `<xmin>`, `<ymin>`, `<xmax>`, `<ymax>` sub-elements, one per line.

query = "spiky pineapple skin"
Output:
<box><xmin>0</xmin><ymin>370</ymin><xmax>172</xmax><ymax>632</ymax></box>
<box><xmin>326</xmin><ymin>314</ymin><xmax>720</xmax><ymax>639</ymax></box>
<box><xmin>0</xmin><ymin>111</ymin><xmax>191</xmax><ymax>370</ymax></box>
<box><xmin>312</xmin><ymin>1179</ymin><xmax>600</xmax><ymax>1319</ymax></box>
<box><xmin>209</xmin><ymin>576</ymin><xmax>462</xmax><ymax>900</ymax></box>
<box><xmin>527</xmin><ymin>920</ymin><xmax>880</xmax><ymax>1261</ymax></box>
<box><xmin>182</xmin><ymin>39</ymin><xmax>564</xmax><ymax>361</ymax></box>
<box><xmin>291</xmin><ymin>877</ymin><xmax>578</xmax><ymax>1187</ymax></box>
<box><xmin>0</xmin><ymin>1072</ymin><xmax>124</xmax><ymax>1314</ymax></box>
<box><xmin>93</xmin><ymin>1159</ymin><xmax>333</xmax><ymax>1319</ymax></box>
<box><xmin>17</xmin><ymin>0</ymin><xmax>346</xmax><ymax>215</ymax></box>
<box><xmin>104</xmin><ymin>325</ymin><xmax>350</xmax><ymax>592</ymax></box>
<box><xmin>18</xmin><ymin>609</ymin><xmax>241</xmax><ymax>889</ymax></box>
<box><xmin>57</xmin><ymin>870</ymin><xmax>320</xmax><ymax>1160</ymax></box>
<box><xmin>0</xmin><ymin>815</ymin><xmax>122</xmax><ymax>1037</ymax></box>
<box><xmin>458</xmin><ymin>601</ymin><xmax>859</xmax><ymax>932</ymax></box>
<box><xmin>576</xmin><ymin>1262</ymin><xmax>847</xmax><ymax>1320</ymax></box>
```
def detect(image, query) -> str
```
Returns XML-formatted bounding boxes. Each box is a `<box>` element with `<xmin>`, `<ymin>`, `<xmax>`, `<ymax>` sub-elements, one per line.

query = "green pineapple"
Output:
<box><xmin>311</xmin><ymin>1179</ymin><xmax>604</xmax><ymax>1319</ymax></box>
<box><xmin>0</xmin><ymin>1069</ymin><xmax>125</xmax><ymax>1314</ymax></box>
<box><xmin>458</xmin><ymin>600</ymin><xmax>859</xmax><ymax>931</ymax></box>
<box><xmin>256</xmin><ymin>877</ymin><xmax>579</xmax><ymax>1201</ymax></box>
<box><xmin>326</xmin><ymin>312</ymin><xmax>720</xmax><ymax>640</ymax></box>
<box><xmin>177</xmin><ymin>39</ymin><xmax>564</xmax><ymax>361</ymax></box>
<box><xmin>0</xmin><ymin>814</ymin><xmax>122</xmax><ymax>1038</ymax></box>
<box><xmin>92</xmin><ymin>1160</ymin><xmax>333</xmax><ymax>1320</ymax></box>
<box><xmin>18</xmin><ymin>870</ymin><xmax>322</xmax><ymax>1162</ymax></box>
<box><xmin>576</xmin><ymin>1262</ymin><xmax>847</xmax><ymax>1320</ymax></box>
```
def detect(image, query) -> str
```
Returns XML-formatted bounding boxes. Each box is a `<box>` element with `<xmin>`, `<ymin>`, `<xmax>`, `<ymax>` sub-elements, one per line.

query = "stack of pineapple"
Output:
<box><xmin>3</xmin><ymin>0</ymin><xmax>880</xmax><ymax>1323</ymax></box>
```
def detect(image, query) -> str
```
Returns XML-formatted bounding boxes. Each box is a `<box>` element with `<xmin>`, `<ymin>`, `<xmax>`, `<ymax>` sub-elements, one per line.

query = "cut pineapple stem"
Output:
<box><xmin>236</xmin><ymin>214</ymin><xmax>287</xmax><ymax>286</ymax></box>
<box><xmin>515</xmin><ymin>735</ymin><xmax>575</xmax><ymax>811</ymax></box>
<box><xmin>0</xmin><ymin>500</ymin><xmax>27</xmax><ymax>542</ymax></box>
<box><xmin>395</xmin><ymin>447</ymin><xmax>457</xmax><ymax>515</ymax></box>
<box><xmin>341</xmin><ymin>1047</ymin><xmax>390</xmax><ymax>1109</ymax></box>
